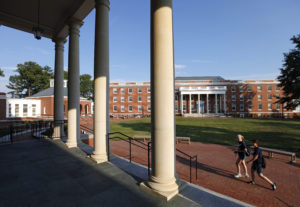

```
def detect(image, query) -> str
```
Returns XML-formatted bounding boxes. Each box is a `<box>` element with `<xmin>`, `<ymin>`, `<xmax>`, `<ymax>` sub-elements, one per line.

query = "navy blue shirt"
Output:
<box><xmin>238</xmin><ymin>141</ymin><xmax>246</xmax><ymax>157</ymax></box>
<box><xmin>253</xmin><ymin>147</ymin><xmax>262</xmax><ymax>165</ymax></box>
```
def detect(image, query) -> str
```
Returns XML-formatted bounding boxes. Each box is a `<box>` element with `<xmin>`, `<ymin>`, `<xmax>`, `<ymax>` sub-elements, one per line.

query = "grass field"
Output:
<box><xmin>110</xmin><ymin>117</ymin><xmax>300</xmax><ymax>155</ymax></box>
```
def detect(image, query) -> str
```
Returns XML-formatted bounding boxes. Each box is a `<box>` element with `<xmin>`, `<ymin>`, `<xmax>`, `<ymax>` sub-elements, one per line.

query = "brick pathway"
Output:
<box><xmin>83</xmin><ymin>138</ymin><xmax>300</xmax><ymax>207</ymax></box>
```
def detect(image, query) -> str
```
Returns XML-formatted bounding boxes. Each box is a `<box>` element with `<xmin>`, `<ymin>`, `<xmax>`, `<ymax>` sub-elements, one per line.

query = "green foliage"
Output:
<box><xmin>0</xmin><ymin>68</ymin><xmax>4</xmax><ymax>77</ymax></box>
<box><xmin>277</xmin><ymin>34</ymin><xmax>300</xmax><ymax>110</ymax></box>
<box><xmin>6</xmin><ymin>61</ymin><xmax>53</xmax><ymax>97</ymax></box>
<box><xmin>80</xmin><ymin>74</ymin><xmax>94</xmax><ymax>100</ymax></box>
<box><xmin>64</xmin><ymin>71</ymin><xmax>68</xmax><ymax>80</ymax></box>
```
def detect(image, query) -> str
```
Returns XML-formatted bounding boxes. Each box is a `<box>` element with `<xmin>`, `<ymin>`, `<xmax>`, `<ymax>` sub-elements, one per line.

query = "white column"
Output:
<box><xmin>91</xmin><ymin>0</ymin><xmax>110</xmax><ymax>163</ymax></box>
<box><xmin>215</xmin><ymin>94</ymin><xmax>218</xmax><ymax>113</ymax></box>
<box><xmin>142</xmin><ymin>0</ymin><xmax>178</xmax><ymax>200</ymax></box>
<box><xmin>206</xmin><ymin>94</ymin><xmax>209</xmax><ymax>113</ymax></box>
<box><xmin>66</xmin><ymin>19</ymin><xmax>82</xmax><ymax>148</ymax></box>
<box><xmin>220</xmin><ymin>95</ymin><xmax>222</xmax><ymax>113</ymax></box>
<box><xmin>180</xmin><ymin>94</ymin><xmax>183</xmax><ymax>115</ymax></box>
<box><xmin>224</xmin><ymin>94</ymin><xmax>227</xmax><ymax>114</ymax></box>
<box><xmin>198</xmin><ymin>94</ymin><xmax>200</xmax><ymax>114</ymax></box>
<box><xmin>189</xmin><ymin>94</ymin><xmax>191</xmax><ymax>114</ymax></box>
<box><xmin>53</xmin><ymin>38</ymin><xmax>65</xmax><ymax>139</ymax></box>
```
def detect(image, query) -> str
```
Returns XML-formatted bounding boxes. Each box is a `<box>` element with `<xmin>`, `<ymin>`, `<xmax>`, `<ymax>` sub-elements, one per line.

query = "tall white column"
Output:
<box><xmin>53</xmin><ymin>38</ymin><xmax>65</xmax><ymax>139</ymax></box>
<box><xmin>224</xmin><ymin>94</ymin><xmax>227</xmax><ymax>114</ymax></box>
<box><xmin>215</xmin><ymin>94</ymin><xmax>218</xmax><ymax>113</ymax></box>
<box><xmin>142</xmin><ymin>0</ymin><xmax>178</xmax><ymax>200</ymax></box>
<box><xmin>180</xmin><ymin>94</ymin><xmax>183</xmax><ymax>115</ymax></box>
<box><xmin>206</xmin><ymin>94</ymin><xmax>209</xmax><ymax>113</ymax></box>
<box><xmin>220</xmin><ymin>95</ymin><xmax>222</xmax><ymax>113</ymax></box>
<box><xmin>91</xmin><ymin>0</ymin><xmax>110</xmax><ymax>163</ymax></box>
<box><xmin>198</xmin><ymin>94</ymin><xmax>200</xmax><ymax>114</ymax></box>
<box><xmin>66</xmin><ymin>19</ymin><xmax>82</xmax><ymax>148</ymax></box>
<box><xmin>189</xmin><ymin>94</ymin><xmax>191</xmax><ymax>114</ymax></box>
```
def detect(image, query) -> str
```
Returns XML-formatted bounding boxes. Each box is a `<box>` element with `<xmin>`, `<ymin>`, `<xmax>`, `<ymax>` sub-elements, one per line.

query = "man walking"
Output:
<box><xmin>247</xmin><ymin>140</ymin><xmax>277</xmax><ymax>190</ymax></box>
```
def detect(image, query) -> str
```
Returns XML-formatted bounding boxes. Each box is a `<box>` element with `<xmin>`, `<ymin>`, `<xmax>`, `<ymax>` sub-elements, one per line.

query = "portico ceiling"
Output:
<box><xmin>0</xmin><ymin>0</ymin><xmax>94</xmax><ymax>39</ymax></box>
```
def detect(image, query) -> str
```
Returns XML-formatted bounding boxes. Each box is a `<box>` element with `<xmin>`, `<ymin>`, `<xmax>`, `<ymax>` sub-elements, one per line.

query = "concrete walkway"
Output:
<box><xmin>0</xmin><ymin>139</ymin><xmax>200</xmax><ymax>207</ymax></box>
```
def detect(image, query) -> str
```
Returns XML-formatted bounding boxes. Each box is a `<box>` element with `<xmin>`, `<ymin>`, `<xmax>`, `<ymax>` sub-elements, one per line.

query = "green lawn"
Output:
<box><xmin>110</xmin><ymin>117</ymin><xmax>300</xmax><ymax>155</ymax></box>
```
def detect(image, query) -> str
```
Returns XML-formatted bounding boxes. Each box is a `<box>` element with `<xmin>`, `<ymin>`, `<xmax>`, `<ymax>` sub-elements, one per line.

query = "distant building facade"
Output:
<box><xmin>109</xmin><ymin>76</ymin><xmax>300</xmax><ymax>118</ymax></box>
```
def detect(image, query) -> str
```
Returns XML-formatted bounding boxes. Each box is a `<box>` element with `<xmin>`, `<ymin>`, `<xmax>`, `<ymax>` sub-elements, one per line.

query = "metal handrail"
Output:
<box><xmin>176</xmin><ymin>148</ymin><xmax>198</xmax><ymax>183</ymax></box>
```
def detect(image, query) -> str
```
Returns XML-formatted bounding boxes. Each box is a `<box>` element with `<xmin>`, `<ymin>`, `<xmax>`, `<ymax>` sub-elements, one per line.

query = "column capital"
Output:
<box><xmin>68</xmin><ymin>18</ymin><xmax>83</xmax><ymax>36</ymax></box>
<box><xmin>52</xmin><ymin>38</ymin><xmax>66</xmax><ymax>51</ymax></box>
<box><xmin>95</xmin><ymin>0</ymin><xmax>110</xmax><ymax>9</ymax></box>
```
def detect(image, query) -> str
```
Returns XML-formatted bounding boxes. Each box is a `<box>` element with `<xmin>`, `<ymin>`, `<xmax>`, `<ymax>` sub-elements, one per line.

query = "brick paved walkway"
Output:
<box><xmin>83</xmin><ymin>138</ymin><xmax>300</xmax><ymax>207</ymax></box>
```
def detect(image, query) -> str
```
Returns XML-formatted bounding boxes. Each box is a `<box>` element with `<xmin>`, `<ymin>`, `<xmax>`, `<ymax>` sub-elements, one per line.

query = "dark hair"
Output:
<box><xmin>252</xmin><ymin>140</ymin><xmax>259</xmax><ymax>145</ymax></box>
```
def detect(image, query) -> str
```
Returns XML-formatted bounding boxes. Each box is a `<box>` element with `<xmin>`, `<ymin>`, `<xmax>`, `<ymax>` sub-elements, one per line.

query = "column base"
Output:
<box><xmin>90</xmin><ymin>153</ymin><xmax>108</xmax><ymax>164</ymax></box>
<box><xmin>140</xmin><ymin>181</ymin><xmax>179</xmax><ymax>201</ymax></box>
<box><xmin>65</xmin><ymin>141</ymin><xmax>77</xmax><ymax>148</ymax></box>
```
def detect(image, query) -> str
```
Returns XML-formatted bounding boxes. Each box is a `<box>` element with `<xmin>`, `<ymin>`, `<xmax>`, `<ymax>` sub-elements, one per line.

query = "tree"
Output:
<box><xmin>80</xmin><ymin>74</ymin><xmax>94</xmax><ymax>100</ymax></box>
<box><xmin>277</xmin><ymin>34</ymin><xmax>300</xmax><ymax>110</ymax></box>
<box><xmin>7</xmin><ymin>61</ymin><xmax>53</xmax><ymax>97</ymax></box>
<box><xmin>0</xmin><ymin>68</ymin><xmax>4</xmax><ymax>77</ymax></box>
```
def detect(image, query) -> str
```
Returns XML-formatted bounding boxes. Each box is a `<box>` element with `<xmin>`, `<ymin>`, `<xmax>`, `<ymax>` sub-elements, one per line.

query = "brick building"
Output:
<box><xmin>109</xmin><ymin>76</ymin><xmax>300</xmax><ymax>118</ymax></box>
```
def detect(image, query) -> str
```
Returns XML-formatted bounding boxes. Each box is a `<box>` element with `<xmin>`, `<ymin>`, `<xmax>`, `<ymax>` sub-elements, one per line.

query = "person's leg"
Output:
<box><xmin>236</xmin><ymin>158</ymin><xmax>241</xmax><ymax>174</ymax></box>
<box><xmin>241</xmin><ymin>160</ymin><xmax>248</xmax><ymax>176</ymax></box>
<box><xmin>257</xmin><ymin>166</ymin><xmax>276</xmax><ymax>190</ymax></box>
<box><xmin>258</xmin><ymin>173</ymin><xmax>273</xmax><ymax>185</ymax></box>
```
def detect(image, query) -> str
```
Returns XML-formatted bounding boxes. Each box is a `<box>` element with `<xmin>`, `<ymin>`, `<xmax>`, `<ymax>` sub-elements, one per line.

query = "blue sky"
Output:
<box><xmin>1</xmin><ymin>0</ymin><xmax>300</xmax><ymax>92</ymax></box>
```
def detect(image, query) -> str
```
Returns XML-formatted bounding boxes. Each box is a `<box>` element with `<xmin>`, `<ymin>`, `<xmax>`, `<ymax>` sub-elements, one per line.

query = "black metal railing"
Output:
<box><xmin>176</xmin><ymin>148</ymin><xmax>198</xmax><ymax>183</ymax></box>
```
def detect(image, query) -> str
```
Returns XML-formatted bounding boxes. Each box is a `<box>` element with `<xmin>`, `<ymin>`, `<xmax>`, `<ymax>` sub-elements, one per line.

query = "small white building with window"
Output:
<box><xmin>6</xmin><ymin>99</ymin><xmax>41</xmax><ymax>118</ymax></box>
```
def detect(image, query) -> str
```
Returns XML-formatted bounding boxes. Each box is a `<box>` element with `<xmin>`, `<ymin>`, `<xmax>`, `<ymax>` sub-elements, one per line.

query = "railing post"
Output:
<box><xmin>107</xmin><ymin>133</ymin><xmax>110</xmax><ymax>161</ymax></box>
<box><xmin>195</xmin><ymin>156</ymin><xmax>198</xmax><ymax>180</ymax></box>
<box><xmin>147</xmin><ymin>142</ymin><xmax>151</xmax><ymax>176</ymax></box>
<box><xmin>190</xmin><ymin>157</ymin><xmax>192</xmax><ymax>183</ymax></box>
<box><xmin>129</xmin><ymin>137</ymin><xmax>132</xmax><ymax>163</ymax></box>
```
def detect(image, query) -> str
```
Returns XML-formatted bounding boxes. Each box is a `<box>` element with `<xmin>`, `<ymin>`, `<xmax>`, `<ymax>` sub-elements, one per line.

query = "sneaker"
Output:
<box><xmin>234</xmin><ymin>173</ymin><xmax>242</xmax><ymax>178</ymax></box>
<box><xmin>248</xmin><ymin>181</ymin><xmax>256</xmax><ymax>185</ymax></box>
<box><xmin>272</xmin><ymin>182</ymin><xmax>277</xmax><ymax>191</ymax></box>
<box><xmin>243</xmin><ymin>174</ymin><xmax>249</xmax><ymax>178</ymax></box>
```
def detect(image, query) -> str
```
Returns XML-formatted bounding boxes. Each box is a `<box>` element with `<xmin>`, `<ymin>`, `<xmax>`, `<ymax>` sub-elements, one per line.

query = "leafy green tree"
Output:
<box><xmin>80</xmin><ymin>74</ymin><xmax>94</xmax><ymax>100</ymax></box>
<box><xmin>277</xmin><ymin>34</ymin><xmax>300</xmax><ymax>110</ymax></box>
<box><xmin>0</xmin><ymin>68</ymin><xmax>4</xmax><ymax>77</ymax></box>
<box><xmin>7</xmin><ymin>61</ymin><xmax>53</xmax><ymax>97</ymax></box>
<box><xmin>64</xmin><ymin>70</ymin><xmax>68</xmax><ymax>80</ymax></box>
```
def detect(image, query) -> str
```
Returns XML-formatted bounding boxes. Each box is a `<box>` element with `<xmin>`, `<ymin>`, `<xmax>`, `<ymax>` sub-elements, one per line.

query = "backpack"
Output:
<box><xmin>262</xmin><ymin>156</ymin><xmax>266</xmax><ymax>168</ymax></box>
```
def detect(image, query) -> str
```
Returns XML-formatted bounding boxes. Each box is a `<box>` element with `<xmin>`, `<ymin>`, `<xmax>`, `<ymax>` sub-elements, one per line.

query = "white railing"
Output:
<box><xmin>179</xmin><ymin>86</ymin><xmax>227</xmax><ymax>91</ymax></box>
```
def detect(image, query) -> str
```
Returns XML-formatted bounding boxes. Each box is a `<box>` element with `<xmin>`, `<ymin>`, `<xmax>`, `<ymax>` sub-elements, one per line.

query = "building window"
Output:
<box><xmin>276</xmin><ymin>103</ymin><xmax>280</xmax><ymax>110</ymax></box>
<box><xmin>268</xmin><ymin>85</ymin><xmax>272</xmax><ymax>91</ymax></box>
<box><xmin>183</xmin><ymin>96</ymin><xmax>186</xmax><ymax>100</ymax></box>
<box><xmin>268</xmin><ymin>94</ymin><xmax>272</xmax><ymax>100</ymax></box>
<box><xmin>128</xmin><ymin>105</ymin><xmax>133</xmax><ymax>112</ymax></box>
<box><xmin>240</xmin><ymin>104</ymin><xmax>244</xmax><ymax>111</ymax></box>
<box><xmin>248</xmin><ymin>94</ymin><xmax>252</xmax><ymax>100</ymax></box>
<box><xmin>128</xmin><ymin>88</ymin><xmax>132</xmax><ymax>93</ymax></box>
<box><xmin>232</xmin><ymin>104</ymin><xmax>236</xmax><ymax>111</ymax></box>
<box><xmin>175</xmin><ymin>104</ymin><xmax>178</xmax><ymax>111</ymax></box>
<box><xmin>121</xmin><ymin>105</ymin><xmax>125</xmax><ymax>112</ymax></box>
<box><xmin>276</xmin><ymin>94</ymin><xmax>280</xmax><ymax>100</ymax></box>
<box><xmin>128</xmin><ymin>96</ymin><xmax>133</xmax><ymax>102</ymax></box>
<box><xmin>121</xmin><ymin>97</ymin><xmax>125</xmax><ymax>102</ymax></box>
<box><xmin>232</xmin><ymin>95</ymin><xmax>236</xmax><ymax>101</ymax></box>
<box><xmin>239</xmin><ymin>86</ymin><xmax>244</xmax><ymax>92</ymax></box>
<box><xmin>138</xmin><ymin>88</ymin><xmax>142</xmax><ymax>93</ymax></box>
<box><xmin>147</xmin><ymin>96</ymin><xmax>151</xmax><ymax>102</ymax></box>
<box><xmin>258</xmin><ymin>104</ymin><xmax>262</xmax><ymax>110</ymax></box>
<box><xmin>121</xmin><ymin>88</ymin><xmax>125</xmax><ymax>94</ymax></box>
<box><xmin>191</xmin><ymin>105</ymin><xmax>194</xmax><ymax>111</ymax></box>
<box><xmin>276</xmin><ymin>85</ymin><xmax>280</xmax><ymax>91</ymax></box>
<box><xmin>148</xmin><ymin>105</ymin><xmax>151</xmax><ymax>112</ymax></box>
<box><xmin>257</xmin><ymin>86</ymin><xmax>262</xmax><ymax>91</ymax></box>
<box><xmin>268</xmin><ymin>103</ymin><xmax>272</xmax><ymax>110</ymax></box>
<box><xmin>231</xmin><ymin>86</ymin><xmax>236</xmax><ymax>92</ymax></box>
<box><xmin>191</xmin><ymin>96</ymin><xmax>194</xmax><ymax>101</ymax></box>
<box><xmin>258</xmin><ymin>113</ymin><xmax>262</xmax><ymax>118</ymax></box>
<box><xmin>147</xmin><ymin>88</ymin><xmax>151</xmax><ymax>93</ymax></box>
<box><xmin>23</xmin><ymin>104</ymin><xmax>28</xmax><ymax>117</ymax></box>
<box><xmin>183</xmin><ymin>104</ymin><xmax>186</xmax><ymax>111</ymax></box>
<box><xmin>113</xmin><ymin>88</ymin><xmax>117</xmax><ymax>94</ymax></box>
<box><xmin>32</xmin><ymin>104</ymin><xmax>36</xmax><ymax>116</ymax></box>
<box><xmin>138</xmin><ymin>96</ymin><xmax>142</xmax><ymax>102</ymax></box>
<box><xmin>268</xmin><ymin>113</ymin><xmax>272</xmax><ymax>118</ymax></box>
<box><xmin>248</xmin><ymin>103</ymin><xmax>252</xmax><ymax>110</ymax></box>
<box><xmin>240</xmin><ymin>95</ymin><xmax>244</xmax><ymax>101</ymax></box>
<box><xmin>175</xmin><ymin>95</ymin><xmax>178</xmax><ymax>101</ymax></box>
<box><xmin>247</xmin><ymin>86</ymin><xmax>252</xmax><ymax>92</ymax></box>
<box><xmin>113</xmin><ymin>97</ymin><xmax>117</xmax><ymax>102</ymax></box>
<box><xmin>113</xmin><ymin>106</ymin><xmax>117</xmax><ymax>112</ymax></box>
<box><xmin>9</xmin><ymin>104</ymin><xmax>12</xmax><ymax>117</ymax></box>
<box><xmin>138</xmin><ymin>105</ymin><xmax>142</xmax><ymax>112</ymax></box>
<box><xmin>15</xmin><ymin>104</ymin><xmax>19</xmax><ymax>117</ymax></box>
<box><xmin>258</xmin><ymin>94</ymin><xmax>262</xmax><ymax>101</ymax></box>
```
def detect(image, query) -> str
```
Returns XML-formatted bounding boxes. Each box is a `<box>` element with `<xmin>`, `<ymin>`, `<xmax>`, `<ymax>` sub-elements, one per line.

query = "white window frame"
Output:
<box><xmin>113</xmin><ymin>88</ymin><xmax>117</xmax><ymax>94</ymax></box>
